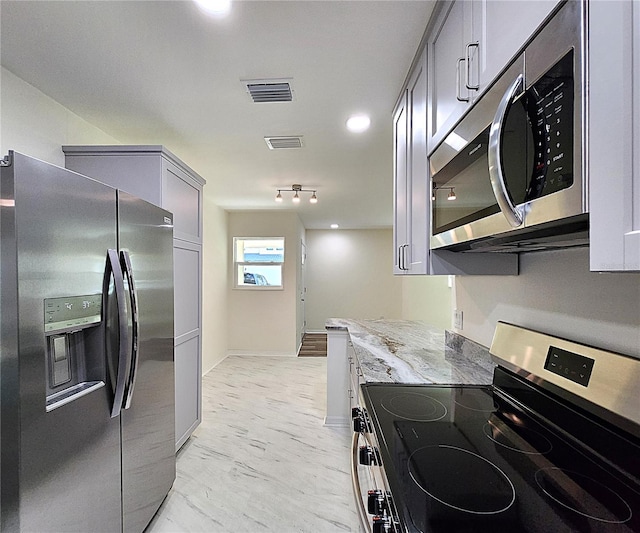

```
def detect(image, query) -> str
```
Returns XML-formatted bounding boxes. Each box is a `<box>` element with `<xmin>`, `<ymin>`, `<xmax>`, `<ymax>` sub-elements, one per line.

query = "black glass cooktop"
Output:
<box><xmin>362</xmin><ymin>372</ymin><xmax>640</xmax><ymax>533</ymax></box>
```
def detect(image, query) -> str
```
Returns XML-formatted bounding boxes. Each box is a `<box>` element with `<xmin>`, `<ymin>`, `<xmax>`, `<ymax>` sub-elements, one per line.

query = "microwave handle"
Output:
<box><xmin>488</xmin><ymin>74</ymin><xmax>524</xmax><ymax>227</ymax></box>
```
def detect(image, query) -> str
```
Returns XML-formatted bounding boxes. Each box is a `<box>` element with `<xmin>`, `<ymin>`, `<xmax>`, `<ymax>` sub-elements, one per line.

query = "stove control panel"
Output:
<box><xmin>544</xmin><ymin>345</ymin><xmax>595</xmax><ymax>387</ymax></box>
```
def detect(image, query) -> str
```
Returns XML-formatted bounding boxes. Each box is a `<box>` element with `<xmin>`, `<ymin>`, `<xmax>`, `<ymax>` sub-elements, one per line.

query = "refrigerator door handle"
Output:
<box><xmin>121</xmin><ymin>250</ymin><xmax>140</xmax><ymax>410</ymax></box>
<box><xmin>104</xmin><ymin>248</ymin><xmax>131</xmax><ymax>418</ymax></box>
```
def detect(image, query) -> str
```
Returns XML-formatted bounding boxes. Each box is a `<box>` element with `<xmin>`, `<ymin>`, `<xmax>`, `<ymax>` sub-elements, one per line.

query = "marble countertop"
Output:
<box><xmin>326</xmin><ymin>318</ymin><xmax>495</xmax><ymax>385</ymax></box>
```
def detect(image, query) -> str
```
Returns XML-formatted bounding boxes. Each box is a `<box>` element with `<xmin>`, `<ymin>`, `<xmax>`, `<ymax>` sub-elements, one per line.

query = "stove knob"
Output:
<box><xmin>367</xmin><ymin>490</ymin><xmax>385</xmax><ymax>515</ymax></box>
<box><xmin>359</xmin><ymin>445</ymin><xmax>379</xmax><ymax>466</ymax></box>
<box><xmin>352</xmin><ymin>407</ymin><xmax>369</xmax><ymax>433</ymax></box>
<box><xmin>372</xmin><ymin>514</ymin><xmax>391</xmax><ymax>533</ymax></box>
<box><xmin>353</xmin><ymin>415</ymin><xmax>367</xmax><ymax>433</ymax></box>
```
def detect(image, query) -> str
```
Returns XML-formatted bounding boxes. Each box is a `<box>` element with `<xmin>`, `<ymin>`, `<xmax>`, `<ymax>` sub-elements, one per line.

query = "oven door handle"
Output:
<box><xmin>488</xmin><ymin>73</ymin><xmax>524</xmax><ymax>228</ymax></box>
<box><xmin>351</xmin><ymin>432</ymin><xmax>372</xmax><ymax>533</ymax></box>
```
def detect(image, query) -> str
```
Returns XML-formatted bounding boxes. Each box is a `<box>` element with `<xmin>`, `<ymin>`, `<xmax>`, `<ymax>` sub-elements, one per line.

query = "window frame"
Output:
<box><xmin>233</xmin><ymin>237</ymin><xmax>285</xmax><ymax>290</ymax></box>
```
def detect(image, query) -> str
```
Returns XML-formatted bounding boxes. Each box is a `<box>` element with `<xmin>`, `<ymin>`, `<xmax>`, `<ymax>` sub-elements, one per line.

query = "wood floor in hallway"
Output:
<box><xmin>147</xmin><ymin>355</ymin><xmax>360</xmax><ymax>533</ymax></box>
<box><xmin>298</xmin><ymin>333</ymin><xmax>328</xmax><ymax>357</ymax></box>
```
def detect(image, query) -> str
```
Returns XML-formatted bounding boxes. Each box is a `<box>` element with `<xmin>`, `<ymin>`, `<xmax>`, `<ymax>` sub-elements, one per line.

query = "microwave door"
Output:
<box><xmin>431</xmin><ymin>128</ymin><xmax>500</xmax><ymax>237</ymax></box>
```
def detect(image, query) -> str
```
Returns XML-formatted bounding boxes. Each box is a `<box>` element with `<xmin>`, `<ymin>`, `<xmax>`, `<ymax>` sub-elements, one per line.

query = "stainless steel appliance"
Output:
<box><xmin>352</xmin><ymin>322</ymin><xmax>640</xmax><ymax>532</ymax></box>
<box><xmin>1</xmin><ymin>151</ymin><xmax>175</xmax><ymax>532</ymax></box>
<box><xmin>430</xmin><ymin>1</ymin><xmax>588</xmax><ymax>252</ymax></box>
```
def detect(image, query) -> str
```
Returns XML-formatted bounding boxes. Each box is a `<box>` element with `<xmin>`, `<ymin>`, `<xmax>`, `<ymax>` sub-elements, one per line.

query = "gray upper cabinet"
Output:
<box><xmin>588</xmin><ymin>1</ymin><xmax>640</xmax><ymax>272</ymax></box>
<box><xmin>394</xmin><ymin>49</ymin><xmax>428</xmax><ymax>275</ymax></box>
<box><xmin>63</xmin><ymin>145</ymin><xmax>206</xmax><ymax>448</ymax></box>
<box><xmin>428</xmin><ymin>0</ymin><xmax>473</xmax><ymax>152</ymax></box>
<box><xmin>475</xmin><ymin>1</ymin><xmax>560</xmax><ymax>92</ymax></box>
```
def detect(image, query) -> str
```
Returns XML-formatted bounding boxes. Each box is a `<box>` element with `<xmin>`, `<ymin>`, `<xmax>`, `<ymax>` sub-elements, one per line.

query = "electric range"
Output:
<box><xmin>352</xmin><ymin>322</ymin><xmax>640</xmax><ymax>532</ymax></box>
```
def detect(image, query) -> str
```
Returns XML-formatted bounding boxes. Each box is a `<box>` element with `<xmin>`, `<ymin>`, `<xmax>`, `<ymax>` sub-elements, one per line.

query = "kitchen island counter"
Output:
<box><xmin>326</xmin><ymin>318</ymin><xmax>494</xmax><ymax>385</ymax></box>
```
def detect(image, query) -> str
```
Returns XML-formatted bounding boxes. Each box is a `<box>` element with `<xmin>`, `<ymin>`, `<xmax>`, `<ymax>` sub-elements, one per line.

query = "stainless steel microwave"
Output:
<box><xmin>430</xmin><ymin>1</ymin><xmax>588</xmax><ymax>252</ymax></box>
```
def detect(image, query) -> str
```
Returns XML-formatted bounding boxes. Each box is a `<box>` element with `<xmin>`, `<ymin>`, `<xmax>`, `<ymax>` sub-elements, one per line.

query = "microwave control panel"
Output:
<box><xmin>525</xmin><ymin>50</ymin><xmax>574</xmax><ymax>200</ymax></box>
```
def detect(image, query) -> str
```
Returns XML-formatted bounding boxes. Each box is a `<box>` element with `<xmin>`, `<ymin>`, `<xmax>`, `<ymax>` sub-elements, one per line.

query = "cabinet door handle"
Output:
<box><xmin>403</xmin><ymin>244</ymin><xmax>410</xmax><ymax>271</ymax></box>
<box><xmin>456</xmin><ymin>57</ymin><xmax>470</xmax><ymax>102</ymax></box>
<box><xmin>465</xmin><ymin>42</ymin><xmax>480</xmax><ymax>90</ymax></box>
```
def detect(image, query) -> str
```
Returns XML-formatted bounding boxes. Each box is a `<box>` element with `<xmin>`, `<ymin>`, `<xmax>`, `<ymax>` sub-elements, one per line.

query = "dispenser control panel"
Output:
<box><xmin>44</xmin><ymin>294</ymin><xmax>102</xmax><ymax>333</ymax></box>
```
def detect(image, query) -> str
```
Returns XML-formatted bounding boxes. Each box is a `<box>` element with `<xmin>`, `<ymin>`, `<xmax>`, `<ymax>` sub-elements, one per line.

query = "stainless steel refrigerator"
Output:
<box><xmin>1</xmin><ymin>151</ymin><xmax>176</xmax><ymax>532</ymax></box>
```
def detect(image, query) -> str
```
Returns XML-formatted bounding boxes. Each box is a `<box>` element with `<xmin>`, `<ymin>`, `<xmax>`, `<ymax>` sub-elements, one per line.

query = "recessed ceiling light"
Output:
<box><xmin>330</xmin><ymin>224</ymin><xmax>339</xmax><ymax>229</ymax></box>
<box><xmin>194</xmin><ymin>0</ymin><xmax>231</xmax><ymax>17</ymax></box>
<box><xmin>346</xmin><ymin>114</ymin><xmax>371</xmax><ymax>133</ymax></box>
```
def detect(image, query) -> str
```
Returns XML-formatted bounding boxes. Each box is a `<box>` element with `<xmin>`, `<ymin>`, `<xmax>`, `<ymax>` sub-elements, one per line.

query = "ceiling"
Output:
<box><xmin>0</xmin><ymin>0</ymin><xmax>436</xmax><ymax>229</ymax></box>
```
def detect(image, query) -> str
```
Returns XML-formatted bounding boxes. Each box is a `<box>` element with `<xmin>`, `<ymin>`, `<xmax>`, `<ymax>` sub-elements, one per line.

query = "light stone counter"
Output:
<box><xmin>326</xmin><ymin>318</ymin><xmax>495</xmax><ymax>385</ymax></box>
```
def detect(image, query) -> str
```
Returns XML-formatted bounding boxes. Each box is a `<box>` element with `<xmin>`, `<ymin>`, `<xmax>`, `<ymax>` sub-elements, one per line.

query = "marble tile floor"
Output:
<box><xmin>146</xmin><ymin>356</ymin><xmax>361</xmax><ymax>533</ymax></box>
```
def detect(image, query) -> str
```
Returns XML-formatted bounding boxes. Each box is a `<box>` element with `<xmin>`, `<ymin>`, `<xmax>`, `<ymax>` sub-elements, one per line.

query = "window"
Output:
<box><xmin>233</xmin><ymin>237</ymin><xmax>285</xmax><ymax>289</ymax></box>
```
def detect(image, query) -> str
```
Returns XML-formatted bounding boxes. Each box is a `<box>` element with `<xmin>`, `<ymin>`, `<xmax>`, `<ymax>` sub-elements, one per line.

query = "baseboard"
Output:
<box><xmin>202</xmin><ymin>353</ymin><xmax>229</xmax><ymax>377</ymax></box>
<box><xmin>226</xmin><ymin>350</ymin><xmax>298</xmax><ymax>357</ymax></box>
<box><xmin>323</xmin><ymin>416</ymin><xmax>349</xmax><ymax>428</ymax></box>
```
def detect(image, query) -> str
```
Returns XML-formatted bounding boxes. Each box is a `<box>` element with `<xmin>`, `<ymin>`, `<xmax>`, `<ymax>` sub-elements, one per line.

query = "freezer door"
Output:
<box><xmin>117</xmin><ymin>191</ymin><xmax>175</xmax><ymax>533</ymax></box>
<box><xmin>1</xmin><ymin>152</ymin><xmax>122</xmax><ymax>532</ymax></box>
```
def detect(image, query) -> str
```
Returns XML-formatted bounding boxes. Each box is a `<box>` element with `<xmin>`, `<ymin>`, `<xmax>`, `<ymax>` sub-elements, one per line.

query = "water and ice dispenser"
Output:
<box><xmin>44</xmin><ymin>294</ymin><xmax>105</xmax><ymax>411</ymax></box>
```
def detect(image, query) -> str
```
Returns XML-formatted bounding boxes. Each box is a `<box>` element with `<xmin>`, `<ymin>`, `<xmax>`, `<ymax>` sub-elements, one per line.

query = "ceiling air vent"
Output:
<box><xmin>264</xmin><ymin>136</ymin><xmax>304</xmax><ymax>150</ymax></box>
<box><xmin>242</xmin><ymin>78</ymin><xmax>294</xmax><ymax>103</ymax></box>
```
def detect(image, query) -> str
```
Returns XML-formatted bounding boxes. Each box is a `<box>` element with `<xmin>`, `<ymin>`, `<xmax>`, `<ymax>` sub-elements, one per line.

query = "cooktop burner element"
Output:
<box><xmin>483</xmin><ymin>417</ymin><xmax>554</xmax><ymax>455</ymax></box>
<box><xmin>408</xmin><ymin>445</ymin><xmax>516</xmax><ymax>515</ymax></box>
<box><xmin>380</xmin><ymin>391</ymin><xmax>447</xmax><ymax>422</ymax></box>
<box><xmin>534</xmin><ymin>468</ymin><xmax>633</xmax><ymax>524</ymax></box>
<box><xmin>452</xmin><ymin>388</ymin><xmax>497</xmax><ymax>413</ymax></box>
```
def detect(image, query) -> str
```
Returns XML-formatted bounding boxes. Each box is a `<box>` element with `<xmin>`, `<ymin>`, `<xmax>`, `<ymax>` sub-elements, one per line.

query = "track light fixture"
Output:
<box><xmin>275</xmin><ymin>184</ymin><xmax>318</xmax><ymax>204</ymax></box>
<box><xmin>432</xmin><ymin>184</ymin><xmax>457</xmax><ymax>201</ymax></box>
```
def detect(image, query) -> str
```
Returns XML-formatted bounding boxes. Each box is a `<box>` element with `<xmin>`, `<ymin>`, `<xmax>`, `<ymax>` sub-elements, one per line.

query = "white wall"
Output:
<box><xmin>201</xmin><ymin>199</ymin><xmax>229</xmax><ymax>373</ymax></box>
<box><xmin>305</xmin><ymin>229</ymin><xmax>403</xmax><ymax>331</ymax></box>
<box><xmin>227</xmin><ymin>211</ymin><xmax>304</xmax><ymax>355</ymax></box>
<box><xmin>305</xmin><ymin>229</ymin><xmax>452</xmax><ymax>331</ymax></box>
<box><xmin>1</xmin><ymin>67</ymin><xmax>230</xmax><ymax>375</ymax></box>
<box><xmin>454</xmin><ymin>247</ymin><xmax>640</xmax><ymax>357</ymax></box>
<box><xmin>401</xmin><ymin>275</ymin><xmax>452</xmax><ymax>330</ymax></box>
<box><xmin>0</xmin><ymin>67</ymin><xmax>119</xmax><ymax>161</ymax></box>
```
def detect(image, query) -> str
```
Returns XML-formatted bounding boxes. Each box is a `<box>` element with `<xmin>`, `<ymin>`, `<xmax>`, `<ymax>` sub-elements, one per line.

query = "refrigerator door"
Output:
<box><xmin>117</xmin><ymin>191</ymin><xmax>175</xmax><ymax>533</ymax></box>
<box><xmin>1</xmin><ymin>152</ymin><xmax>122</xmax><ymax>532</ymax></box>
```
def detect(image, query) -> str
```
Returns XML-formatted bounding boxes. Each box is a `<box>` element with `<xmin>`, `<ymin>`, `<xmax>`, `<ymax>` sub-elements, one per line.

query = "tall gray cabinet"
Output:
<box><xmin>63</xmin><ymin>145</ymin><xmax>206</xmax><ymax>450</ymax></box>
